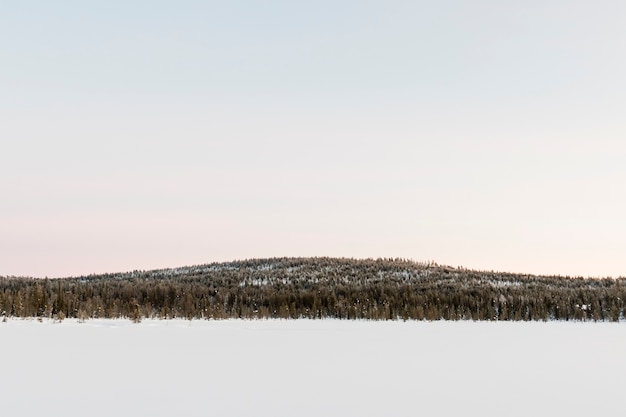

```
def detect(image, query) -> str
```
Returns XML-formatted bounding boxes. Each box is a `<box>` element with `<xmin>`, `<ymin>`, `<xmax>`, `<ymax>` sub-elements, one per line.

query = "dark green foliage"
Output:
<box><xmin>0</xmin><ymin>257</ymin><xmax>624</xmax><ymax>322</ymax></box>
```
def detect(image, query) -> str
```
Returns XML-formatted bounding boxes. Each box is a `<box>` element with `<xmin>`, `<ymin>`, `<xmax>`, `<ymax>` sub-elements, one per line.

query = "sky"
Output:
<box><xmin>2</xmin><ymin>1</ymin><xmax>625</xmax><ymax>278</ymax></box>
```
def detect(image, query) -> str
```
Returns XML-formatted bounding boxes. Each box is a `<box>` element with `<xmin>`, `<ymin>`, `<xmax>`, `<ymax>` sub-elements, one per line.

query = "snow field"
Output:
<box><xmin>1</xmin><ymin>319</ymin><xmax>625</xmax><ymax>416</ymax></box>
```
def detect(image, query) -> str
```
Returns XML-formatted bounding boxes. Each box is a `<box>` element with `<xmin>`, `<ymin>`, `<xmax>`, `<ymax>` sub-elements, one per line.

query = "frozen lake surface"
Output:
<box><xmin>2</xmin><ymin>319</ymin><xmax>625</xmax><ymax>416</ymax></box>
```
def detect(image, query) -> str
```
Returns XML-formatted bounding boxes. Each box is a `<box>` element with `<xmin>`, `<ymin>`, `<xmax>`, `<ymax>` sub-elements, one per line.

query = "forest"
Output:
<box><xmin>1</xmin><ymin>257</ymin><xmax>624</xmax><ymax>322</ymax></box>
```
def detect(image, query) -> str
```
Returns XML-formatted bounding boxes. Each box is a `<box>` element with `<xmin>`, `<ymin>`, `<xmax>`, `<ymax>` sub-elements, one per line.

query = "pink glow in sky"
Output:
<box><xmin>2</xmin><ymin>1</ymin><xmax>626</xmax><ymax>278</ymax></box>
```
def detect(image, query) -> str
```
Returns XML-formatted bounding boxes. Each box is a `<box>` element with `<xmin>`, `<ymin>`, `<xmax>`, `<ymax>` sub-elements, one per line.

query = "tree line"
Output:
<box><xmin>1</xmin><ymin>257</ymin><xmax>624</xmax><ymax>322</ymax></box>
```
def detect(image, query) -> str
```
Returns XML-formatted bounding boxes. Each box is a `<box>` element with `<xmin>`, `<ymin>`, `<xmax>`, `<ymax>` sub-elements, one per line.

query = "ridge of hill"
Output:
<box><xmin>1</xmin><ymin>257</ymin><xmax>624</xmax><ymax>321</ymax></box>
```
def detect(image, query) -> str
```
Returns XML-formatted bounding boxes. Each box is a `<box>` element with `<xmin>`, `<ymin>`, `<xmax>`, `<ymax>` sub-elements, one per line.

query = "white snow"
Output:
<box><xmin>1</xmin><ymin>319</ymin><xmax>625</xmax><ymax>416</ymax></box>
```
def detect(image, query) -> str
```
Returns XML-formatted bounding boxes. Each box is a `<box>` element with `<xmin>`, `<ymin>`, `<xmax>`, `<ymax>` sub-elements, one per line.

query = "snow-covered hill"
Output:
<box><xmin>2</xmin><ymin>257</ymin><xmax>624</xmax><ymax>321</ymax></box>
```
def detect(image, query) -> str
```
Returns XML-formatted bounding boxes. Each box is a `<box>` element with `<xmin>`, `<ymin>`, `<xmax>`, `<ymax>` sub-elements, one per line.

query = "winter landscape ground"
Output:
<box><xmin>2</xmin><ymin>318</ymin><xmax>624</xmax><ymax>417</ymax></box>
<box><xmin>4</xmin><ymin>3</ymin><xmax>626</xmax><ymax>416</ymax></box>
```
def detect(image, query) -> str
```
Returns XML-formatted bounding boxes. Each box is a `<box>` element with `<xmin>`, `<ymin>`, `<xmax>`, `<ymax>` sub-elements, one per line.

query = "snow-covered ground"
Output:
<box><xmin>2</xmin><ymin>319</ymin><xmax>625</xmax><ymax>416</ymax></box>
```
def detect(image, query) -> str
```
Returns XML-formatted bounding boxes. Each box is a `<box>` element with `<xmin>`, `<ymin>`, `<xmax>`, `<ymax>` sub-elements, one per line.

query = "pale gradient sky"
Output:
<box><xmin>2</xmin><ymin>1</ymin><xmax>625</xmax><ymax>278</ymax></box>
